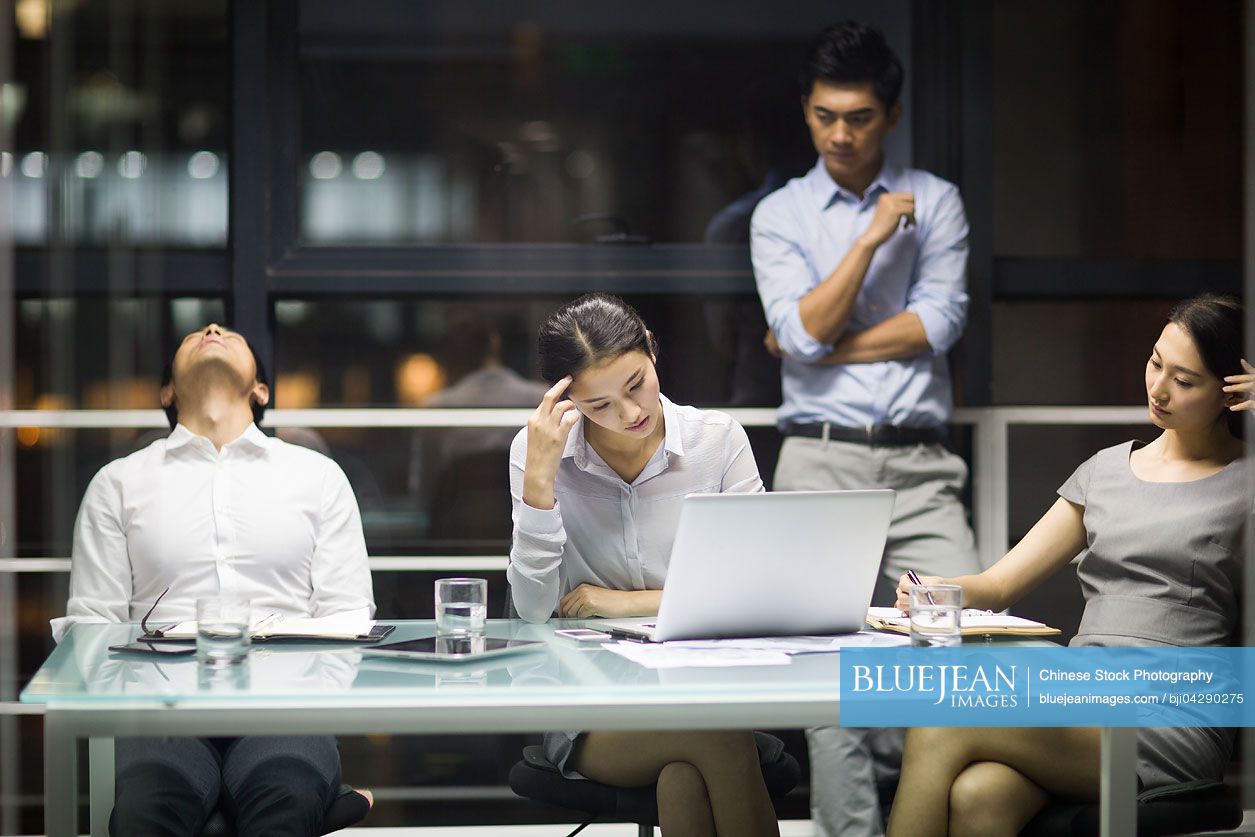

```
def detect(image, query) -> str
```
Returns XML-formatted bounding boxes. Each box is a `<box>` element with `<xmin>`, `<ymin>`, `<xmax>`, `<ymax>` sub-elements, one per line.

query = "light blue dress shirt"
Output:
<box><xmin>750</xmin><ymin>158</ymin><xmax>969</xmax><ymax>429</ymax></box>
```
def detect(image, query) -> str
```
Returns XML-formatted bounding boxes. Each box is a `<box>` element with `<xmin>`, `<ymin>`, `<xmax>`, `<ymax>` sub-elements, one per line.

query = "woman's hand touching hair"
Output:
<box><xmin>1224</xmin><ymin>359</ymin><xmax>1255</xmax><ymax>413</ymax></box>
<box><xmin>522</xmin><ymin>376</ymin><xmax>580</xmax><ymax>510</ymax></box>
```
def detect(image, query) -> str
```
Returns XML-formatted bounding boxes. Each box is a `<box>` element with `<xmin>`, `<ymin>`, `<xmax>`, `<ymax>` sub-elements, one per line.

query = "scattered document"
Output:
<box><xmin>604</xmin><ymin>642</ymin><xmax>792</xmax><ymax>669</ymax></box>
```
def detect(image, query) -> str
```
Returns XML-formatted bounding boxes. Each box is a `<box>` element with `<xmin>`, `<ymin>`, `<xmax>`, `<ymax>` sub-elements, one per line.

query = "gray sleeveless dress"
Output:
<box><xmin>1059</xmin><ymin>441</ymin><xmax>1248</xmax><ymax>788</ymax></box>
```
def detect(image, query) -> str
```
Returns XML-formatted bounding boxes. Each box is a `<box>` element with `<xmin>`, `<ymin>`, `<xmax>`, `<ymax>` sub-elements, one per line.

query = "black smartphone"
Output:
<box><xmin>108</xmin><ymin>641</ymin><xmax>197</xmax><ymax>657</ymax></box>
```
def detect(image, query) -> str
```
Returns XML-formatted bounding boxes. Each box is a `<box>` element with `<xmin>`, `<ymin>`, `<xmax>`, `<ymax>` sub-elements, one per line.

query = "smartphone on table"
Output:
<box><xmin>553</xmin><ymin>628</ymin><xmax>612</xmax><ymax>643</ymax></box>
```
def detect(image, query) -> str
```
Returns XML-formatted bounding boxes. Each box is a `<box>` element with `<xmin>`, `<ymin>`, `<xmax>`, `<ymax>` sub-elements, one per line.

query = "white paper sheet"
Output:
<box><xmin>662</xmin><ymin>631</ymin><xmax>909</xmax><ymax>654</ymax></box>
<box><xmin>604</xmin><ymin>641</ymin><xmax>793</xmax><ymax>669</ymax></box>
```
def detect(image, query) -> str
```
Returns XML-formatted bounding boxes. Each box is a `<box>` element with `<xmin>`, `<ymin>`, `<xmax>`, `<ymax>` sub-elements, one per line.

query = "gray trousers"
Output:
<box><xmin>774</xmin><ymin>437</ymin><xmax>982</xmax><ymax>837</ymax></box>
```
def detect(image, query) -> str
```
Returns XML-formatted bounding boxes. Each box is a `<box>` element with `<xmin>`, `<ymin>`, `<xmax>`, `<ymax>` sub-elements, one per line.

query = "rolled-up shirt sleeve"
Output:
<box><xmin>906</xmin><ymin>183</ymin><xmax>969</xmax><ymax>355</ymax></box>
<box><xmin>309</xmin><ymin>460</ymin><xmax>376</xmax><ymax>618</ymax></box>
<box><xmin>52</xmin><ymin>466</ymin><xmax>132</xmax><ymax>644</ymax></box>
<box><xmin>506</xmin><ymin>434</ymin><xmax>568</xmax><ymax>623</ymax></box>
<box><xmin>750</xmin><ymin>200</ymin><xmax>833</xmax><ymax>362</ymax></box>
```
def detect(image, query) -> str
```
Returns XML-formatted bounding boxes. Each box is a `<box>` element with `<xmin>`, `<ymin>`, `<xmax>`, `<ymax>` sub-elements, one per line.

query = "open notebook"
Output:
<box><xmin>143</xmin><ymin>611</ymin><xmax>388</xmax><ymax>643</ymax></box>
<box><xmin>866</xmin><ymin>607</ymin><xmax>1061</xmax><ymax>638</ymax></box>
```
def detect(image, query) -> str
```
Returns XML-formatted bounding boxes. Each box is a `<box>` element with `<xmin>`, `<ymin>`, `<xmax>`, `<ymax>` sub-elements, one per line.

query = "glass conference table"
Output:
<box><xmin>22</xmin><ymin>620</ymin><xmax>1137</xmax><ymax>837</ymax></box>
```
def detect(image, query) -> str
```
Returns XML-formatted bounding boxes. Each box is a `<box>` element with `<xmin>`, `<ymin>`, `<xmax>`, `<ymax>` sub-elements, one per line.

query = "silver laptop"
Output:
<box><xmin>597</xmin><ymin>489</ymin><xmax>894</xmax><ymax>642</ymax></box>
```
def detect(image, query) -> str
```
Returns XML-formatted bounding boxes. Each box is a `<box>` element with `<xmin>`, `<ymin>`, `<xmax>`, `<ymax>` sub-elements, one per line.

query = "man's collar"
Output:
<box><xmin>232</xmin><ymin>423</ymin><xmax>271</xmax><ymax>453</ymax></box>
<box><xmin>805</xmin><ymin>159</ymin><xmax>838</xmax><ymax>208</ymax></box>
<box><xmin>165</xmin><ymin>422</ymin><xmax>270</xmax><ymax>455</ymax></box>
<box><xmin>808</xmin><ymin>157</ymin><xmax>902</xmax><ymax>208</ymax></box>
<box><xmin>163</xmin><ymin>423</ymin><xmax>199</xmax><ymax>452</ymax></box>
<box><xmin>869</xmin><ymin>161</ymin><xmax>905</xmax><ymax>195</ymax></box>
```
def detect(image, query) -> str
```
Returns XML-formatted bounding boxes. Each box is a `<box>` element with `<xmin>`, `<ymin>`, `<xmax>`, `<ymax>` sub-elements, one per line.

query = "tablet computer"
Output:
<box><xmin>360</xmin><ymin>636</ymin><xmax>544</xmax><ymax>662</ymax></box>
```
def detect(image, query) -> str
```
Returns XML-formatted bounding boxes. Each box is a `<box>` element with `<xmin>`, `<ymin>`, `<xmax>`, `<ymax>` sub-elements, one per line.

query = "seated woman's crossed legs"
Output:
<box><xmin>573</xmin><ymin>730</ymin><xmax>780</xmax><ymax>837</ymax></box>
<box><xmin>886</xmin><ymin>726</ymin><xmax>1101</xmax><ymax>837</ymax></box>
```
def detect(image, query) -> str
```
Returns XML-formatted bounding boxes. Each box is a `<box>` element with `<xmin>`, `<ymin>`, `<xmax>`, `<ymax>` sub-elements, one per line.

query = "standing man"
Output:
<box><xmin>750</xmin><ymin>22</ymin><xmax>982</xmax><ymax>837</ymax></box>
<box><xmin>53</xmin><ymin>323</ymin><xmax>374</xmax><ymax>836</ymax></box>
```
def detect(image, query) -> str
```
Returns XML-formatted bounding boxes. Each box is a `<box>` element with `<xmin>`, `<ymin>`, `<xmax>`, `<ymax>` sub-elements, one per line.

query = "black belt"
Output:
<box><xmin>783</xmin><ymin>422</ymin><xmax>947</xmax><ymax>446</ymax></box>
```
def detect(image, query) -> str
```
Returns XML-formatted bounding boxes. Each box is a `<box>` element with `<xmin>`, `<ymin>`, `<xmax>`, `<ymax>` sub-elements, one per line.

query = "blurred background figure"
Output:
<box><xmin>415</xmin><ymin>307</ymin><xmax>549</xmax><ymax>546</ymax></box>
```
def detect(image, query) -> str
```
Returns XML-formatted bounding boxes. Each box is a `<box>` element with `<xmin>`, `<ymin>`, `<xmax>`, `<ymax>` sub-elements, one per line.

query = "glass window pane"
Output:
<box><xmin>12</xmin><ymin>0</ymin><xmax>229</xmax><ymax>246</ymax></box>
<box><xmin>992</xmin><ymin>299</ymin><xmax>1175</xmax><ymax>405</ymax></box>
<box><xmin>13</xmin><ymin>428</ymin><xmax>160</xmax><ymax>556</ymax></box>
<box><xmin>273</xmin><ymin>294</ymin><xmax>782</xmax><ymax>408</ymax></box>
<box><xmin>297</xmin><ymin>0</ymin><xmax>913</xmax><ymax>244</ymax></box>
<box><xmin>16</xmin><ymin>297</ymin><xmax>225</xmax><ymax>409</ymax></box>
<box><xmin>992</xmin><ymin>0</ymin><xmax>1242</xmax><ymax>259</ymax></box>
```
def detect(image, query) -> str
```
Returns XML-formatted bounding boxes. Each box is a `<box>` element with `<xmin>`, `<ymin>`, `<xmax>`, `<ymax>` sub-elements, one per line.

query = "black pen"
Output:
<box><xmin>607</xmin><ymin>628</ymin><xmax>649</xmax><ymax>643</ymax></box>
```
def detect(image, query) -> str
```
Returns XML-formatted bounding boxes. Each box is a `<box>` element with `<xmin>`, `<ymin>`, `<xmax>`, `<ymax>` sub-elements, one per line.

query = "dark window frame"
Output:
<box><xmin>224</xmin><ymin>0</ymin><xmax>1241</xmax><ymax>408</ymax></box>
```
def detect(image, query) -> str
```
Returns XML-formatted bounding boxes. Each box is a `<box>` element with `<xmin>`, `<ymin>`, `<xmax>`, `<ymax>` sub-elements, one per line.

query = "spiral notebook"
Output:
<box><xmin>865</xmin><ymin>607</ymin><xmax>1061</xmax><ymax>638</ymax></box>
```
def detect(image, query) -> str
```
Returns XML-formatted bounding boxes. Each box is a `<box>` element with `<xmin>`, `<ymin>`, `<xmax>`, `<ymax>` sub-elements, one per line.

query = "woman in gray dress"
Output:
<box><xmin>884</xmin><ymin>294</ymin><xmax>1249</xmax><ymax>837</ymax></box>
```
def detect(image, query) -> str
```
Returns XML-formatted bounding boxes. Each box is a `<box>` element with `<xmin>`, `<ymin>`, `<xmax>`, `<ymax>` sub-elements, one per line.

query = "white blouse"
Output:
<box><xmin>52</xmin><ymin>423</ymin><xmax>375</xmax><ymax>642</ymax></box>
<box><xmin>507</xmin><ymin>395</ymin><xmax>764</xmax><ymax>622</ymax></box>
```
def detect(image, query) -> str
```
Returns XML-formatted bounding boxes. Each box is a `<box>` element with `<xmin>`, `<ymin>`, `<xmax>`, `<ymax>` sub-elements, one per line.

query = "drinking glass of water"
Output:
<box><xmin>908</xmin><ymin>584</ymin><xmax>963</xmax><ymax>648</ymax></box>
<box><xmin>435</xmin><ymin>578</ymin><xmax>487</xmax><ymax>635</ymax></box>
<box><xmin>196</xmin><ymin>596</ymin><xmax>252</xmax><ymax>667</ymax></box>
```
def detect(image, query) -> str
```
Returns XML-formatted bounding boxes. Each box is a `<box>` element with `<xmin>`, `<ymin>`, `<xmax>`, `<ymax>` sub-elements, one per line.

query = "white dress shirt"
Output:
<box><xmin>507</xmin><ymin>395</ymin><xmax>764</xmax><ymax>623</ymax></box>
<box><xmin>52</xmin><ymin>423</ymin><xmax>375</xmax><ymax>643</ymax></box>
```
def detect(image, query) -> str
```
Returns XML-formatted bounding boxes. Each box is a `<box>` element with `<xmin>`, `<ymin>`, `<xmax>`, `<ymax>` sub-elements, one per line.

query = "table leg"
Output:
<box><xmin>1099</xmin><ymin>727</ymin><xmax>1137</xmax><ymax>837</ymax></box>
<box><xmin>88</xmin><ymin>738</ymin><xmax>114</xmax><ymax>837</ymax></box>
<box><xmin>44</xmin><ymin>714</ymin><xmax>77</xmax><ymax>837</ymax></box>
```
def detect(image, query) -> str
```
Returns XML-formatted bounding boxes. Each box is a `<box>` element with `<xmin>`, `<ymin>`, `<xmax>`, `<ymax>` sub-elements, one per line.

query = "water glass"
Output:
<box><xmin>196</xmin><ymin>596</ymin><xmax>252</xmax><ymax>667</ymax></box>
<box><xmin>909</xmin><ymin>584</ymin><xmax>963</xmax><ymax>648</ymax></box>
<box><xmin>435</xmin><ymin>578</ymin><xmax>487</xmax><ymax>635</ymax></box>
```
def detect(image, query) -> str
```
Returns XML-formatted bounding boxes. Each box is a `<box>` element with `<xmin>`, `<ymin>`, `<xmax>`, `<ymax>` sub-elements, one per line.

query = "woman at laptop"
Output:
<box><xmin>508</xmin><ymin>293</ymin><xmax>779</xmax><ymax>837</ymax></box>
<box><xmin>884</xmin><ymin>294</ymin><xmax>1248</xmax><ymax>837</ymax></box>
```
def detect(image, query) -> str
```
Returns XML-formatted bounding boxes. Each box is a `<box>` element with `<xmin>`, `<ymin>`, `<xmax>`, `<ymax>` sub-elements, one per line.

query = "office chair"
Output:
<box><xmin>195</xmin><ymin>784</ymin><xmax>371</xmax><ymax>837</ymax></box>
<box><xmin>509</xmin><ymin>731</ymin><xmax>801</xmax><ymax>837</ymax></box>
<box><xmin>1019</xmin><ymin>779</ymin><xmax>1242</xmax><ymax>837</ymax></box>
